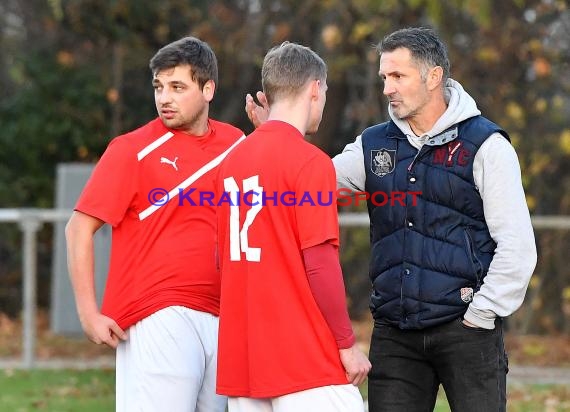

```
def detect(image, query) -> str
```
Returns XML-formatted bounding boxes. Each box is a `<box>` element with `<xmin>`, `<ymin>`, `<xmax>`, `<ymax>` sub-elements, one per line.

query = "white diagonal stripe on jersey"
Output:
<box><xmin>137</xmin><ymin>131</ymin><xmax>175</xmax><ymax>161</ymax></box>
<box><xmin>139</xmin><ymin>134</ymin><xmax>247</xmax><ymax>221</ymax></box>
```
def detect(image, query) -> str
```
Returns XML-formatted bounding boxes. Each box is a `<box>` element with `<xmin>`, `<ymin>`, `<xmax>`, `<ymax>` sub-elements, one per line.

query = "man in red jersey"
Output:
<box><xmin>65</xmin><ymin>37</ymin><xmax>245</xmax><ymax>412</ymax></box>
<box><xmin>216</xmin><ymin>42</ymin><xmax>371</xmax><ymax>412</ymax></box>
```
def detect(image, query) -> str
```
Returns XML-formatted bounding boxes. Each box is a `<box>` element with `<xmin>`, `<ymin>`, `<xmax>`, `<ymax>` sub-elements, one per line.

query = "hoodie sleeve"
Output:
<box><xmin>464</xmin><ymin>133</ymin><xmax>537</xmax><ymax>329</ymax></box>
<box><xmin>332</xmin><ymin>135</ymin><xmax>366</xmax><ymax>191</ymax></box>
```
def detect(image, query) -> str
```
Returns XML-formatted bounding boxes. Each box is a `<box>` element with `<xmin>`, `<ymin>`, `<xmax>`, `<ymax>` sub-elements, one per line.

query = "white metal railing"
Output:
<box><xmin>1</xmin><ymin>208</ymin><xmax>569</xmax><ymax>368</ymax></box>
<box><xmin>0</xmin><ymin>209</ymin><xmax>72</xmax><ymax>369</ymax></box>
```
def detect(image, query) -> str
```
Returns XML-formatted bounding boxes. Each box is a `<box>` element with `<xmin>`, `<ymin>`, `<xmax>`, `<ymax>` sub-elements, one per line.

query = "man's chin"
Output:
<box><xmin>394</xmin><ymin>111</ymin><xmax>409</xmax><ymax>120</ymax></box>
<box><xmin>160</xmin><ymin>118</ymin><xmax>180</xmax><ymax>129</ymax></box>
<box><xmin>306</xmin><ymin>121</ymin><xmax>323</xmax><ymax>135</ymax></box>
<box><xmin>390</xmin><ymin>105</ymin><xmax>406</xmax><ymax>120</ymax></box>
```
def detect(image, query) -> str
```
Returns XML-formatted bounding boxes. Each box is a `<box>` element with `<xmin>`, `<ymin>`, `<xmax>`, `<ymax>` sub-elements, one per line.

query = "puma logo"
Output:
<box><xmin>160</xmin><ymin>156</ymin><xmax>178</xmax><ymax>171</ymax></box>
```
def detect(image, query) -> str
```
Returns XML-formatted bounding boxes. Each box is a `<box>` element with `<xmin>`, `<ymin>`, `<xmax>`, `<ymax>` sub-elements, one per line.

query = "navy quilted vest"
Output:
<box><xmin>362</xmin><ymin>116</ymin><xmax>508</xmax><ymax>329</ymax></box>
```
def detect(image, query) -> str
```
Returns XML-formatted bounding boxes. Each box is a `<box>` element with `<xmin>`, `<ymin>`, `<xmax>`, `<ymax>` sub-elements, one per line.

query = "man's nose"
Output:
<box><xmin>383</xmin><ymin>80</ymin><xmax>395</xmax><ymax>96</ymax></box>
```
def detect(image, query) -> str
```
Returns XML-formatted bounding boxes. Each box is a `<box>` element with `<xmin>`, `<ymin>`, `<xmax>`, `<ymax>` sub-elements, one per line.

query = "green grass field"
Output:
<box><xmin>1</xmin><ymin>369</ymin><xmax>569</xmax><ymax>411</ymax></box>
<box><xmin>0</xmin><ymin>369</ymin><xmax>114</xmax><ymax>412</ymax></box>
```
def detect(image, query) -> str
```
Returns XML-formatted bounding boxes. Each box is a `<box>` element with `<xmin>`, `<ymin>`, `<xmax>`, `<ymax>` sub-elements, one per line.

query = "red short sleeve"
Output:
<box><xmin>75</xmin><ymin>138</ymin><xmax>138</xmax><ymax>227</ymax></box>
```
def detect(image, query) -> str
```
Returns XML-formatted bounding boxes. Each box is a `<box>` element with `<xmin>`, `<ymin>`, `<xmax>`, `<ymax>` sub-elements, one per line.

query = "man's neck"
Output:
<box><xmin>267</xmin><ymin>100</ymin><xmax>309</xmax><ymax>137</ymax></box>
<box><xmin>407</xmin><ymin>97</ymin><xmax>448</xmax><ymax>136</ymax></box>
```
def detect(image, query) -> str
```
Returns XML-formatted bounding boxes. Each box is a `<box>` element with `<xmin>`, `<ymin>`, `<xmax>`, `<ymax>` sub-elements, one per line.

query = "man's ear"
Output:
<box><xmin>311</xmin><ymin>79</ymin><xmax>321</xmax><ymax>100</ymax></box>
<box><xmin>427</xmin><ymin>66</ymin><xmax>444</xmax><ymax>91</ymax></box>
<box><xmin>202</xmin><ymin>80</ymin><xmax>216</xmax><ymax>102</ymax></box>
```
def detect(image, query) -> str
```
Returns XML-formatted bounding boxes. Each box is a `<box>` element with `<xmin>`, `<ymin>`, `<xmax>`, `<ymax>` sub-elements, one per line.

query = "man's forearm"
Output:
<box><xmin>65</xmin><ymin>213</ymin><xmax>103</xmax><ymax>319</ymax></box>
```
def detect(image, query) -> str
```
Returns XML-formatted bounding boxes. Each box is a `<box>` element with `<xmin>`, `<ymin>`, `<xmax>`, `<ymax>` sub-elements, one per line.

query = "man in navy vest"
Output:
<box><xmin>332</xmin><ymin>27</ymin><xmax>537</xmax><ymax>412</ymax></box>
<box><xmin>245</xmin><ymin>27</ymin><xmax>537</xmax><ymax>412</ymax></box>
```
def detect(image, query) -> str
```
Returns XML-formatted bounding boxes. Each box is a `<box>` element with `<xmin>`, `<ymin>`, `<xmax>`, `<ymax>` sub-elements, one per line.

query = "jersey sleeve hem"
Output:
<box><xmin>74</xmin><ymin>206</ymin><xmax>121</xmax><ymax>227</ymax></box>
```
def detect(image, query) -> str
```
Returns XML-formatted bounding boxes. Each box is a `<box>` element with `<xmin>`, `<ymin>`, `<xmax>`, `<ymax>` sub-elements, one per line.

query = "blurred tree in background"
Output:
<box><xmin>0</xmin><ymin>0</ymin><xmax>568</xmax><ymax>333</ymax></box>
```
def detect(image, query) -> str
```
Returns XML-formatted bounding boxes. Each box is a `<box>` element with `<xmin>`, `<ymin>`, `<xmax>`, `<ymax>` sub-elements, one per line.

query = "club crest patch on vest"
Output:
<box><xmin>460</xmin><ymin>287</ymin><xmax>474</xmax><ymax>303</ymax></box>
<box><xmin>371</xmin><ymin>149</ymin><xmax>396</xmax><ymax>177</ymax></box>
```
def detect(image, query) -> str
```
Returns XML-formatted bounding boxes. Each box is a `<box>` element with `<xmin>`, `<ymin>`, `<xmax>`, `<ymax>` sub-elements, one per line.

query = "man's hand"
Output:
<box><xmin>245</xmin><ymin>91</ymin><xmax>269</xmax><ymax>128</ymax></box>
<box><xmin>339</xmin><ymin>344</ymin><xmax>372</xmax><ymax>386</ymax></box>
<box><xmin>79</xmin><ymin>311</ymin><xmax>127</xmax><ymax>349</ymax></box>
<box><xmin>462</xmin><ymin>318</ymin><xmax>479</xmax><ymax>328</ymax></box>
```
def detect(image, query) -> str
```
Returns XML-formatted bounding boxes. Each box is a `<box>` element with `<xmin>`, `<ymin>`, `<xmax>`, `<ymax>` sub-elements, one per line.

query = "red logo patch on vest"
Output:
<box><xmin>433</xmin><ymin>141</ymin><xmax>471</xmax><ymax>167</ymax></box>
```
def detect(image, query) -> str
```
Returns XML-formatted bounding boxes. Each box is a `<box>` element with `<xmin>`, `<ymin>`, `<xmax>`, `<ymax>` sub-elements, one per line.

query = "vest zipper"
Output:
<box><xmin>463</xmin><ymin>229</ymin><xmax>483</xmax><ymax>289</ymax></box>
<box><xmin>408</xmin><ymin>145</ymin><xmax>431</xmax><ymax>172</ymax></box>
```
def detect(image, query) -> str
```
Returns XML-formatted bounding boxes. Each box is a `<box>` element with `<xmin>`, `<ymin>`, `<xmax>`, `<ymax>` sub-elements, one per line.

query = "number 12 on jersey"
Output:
<box><xmin>223</xmin><ymin>176</ymin><xmax>263</xmax><ymax>262</ymax></box>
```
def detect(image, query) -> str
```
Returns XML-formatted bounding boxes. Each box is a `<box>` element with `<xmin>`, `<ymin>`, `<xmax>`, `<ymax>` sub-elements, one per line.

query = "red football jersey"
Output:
<box><xmin>216</xmin><ymin>120</ymin><xmax>348</xmax><ymax>398</ymax></box>
<box><xmin>75</xmin><ymin>118</ymin><xmax>245</xmax><ymax>329</ymax></box>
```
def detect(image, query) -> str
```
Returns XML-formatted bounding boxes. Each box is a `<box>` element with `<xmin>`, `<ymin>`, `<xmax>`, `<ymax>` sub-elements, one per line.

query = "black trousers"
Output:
<box><xmin>367</xmin><ymin>318</ymin><xmax>508</xmax><ymax>412</ymax></box>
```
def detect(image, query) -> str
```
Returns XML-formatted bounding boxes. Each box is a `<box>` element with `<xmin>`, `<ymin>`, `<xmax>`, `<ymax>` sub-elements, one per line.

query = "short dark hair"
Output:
<box><xmin>377</xmin><ymin>27</ymin><xmax>450</xmax><ymax>83</ymax></box>
<box><xmin>149</xmin><ymin>36</ymin><xmax>218</xmax><ymax>89</ymax></box>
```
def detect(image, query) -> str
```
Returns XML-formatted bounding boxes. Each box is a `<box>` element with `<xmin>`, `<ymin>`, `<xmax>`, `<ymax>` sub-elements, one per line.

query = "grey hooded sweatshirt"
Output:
<box><xmin>333</xmin><ymin>79</ymin><xmax>537</xmax><ymax>329</ymax></box>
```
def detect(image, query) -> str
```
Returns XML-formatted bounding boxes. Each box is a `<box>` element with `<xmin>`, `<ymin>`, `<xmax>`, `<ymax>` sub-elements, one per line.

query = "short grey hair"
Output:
<box><xmin>377</xmin><ymin>27</ymin><xmax>450</xmax><ymax>84</ymax></box>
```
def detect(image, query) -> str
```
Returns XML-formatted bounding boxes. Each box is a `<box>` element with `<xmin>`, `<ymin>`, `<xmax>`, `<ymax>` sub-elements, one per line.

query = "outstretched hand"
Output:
<box><xmin>245</xmin><ymin>91</ymin><xmax>269</xmax><ymax>128</ymax></box>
